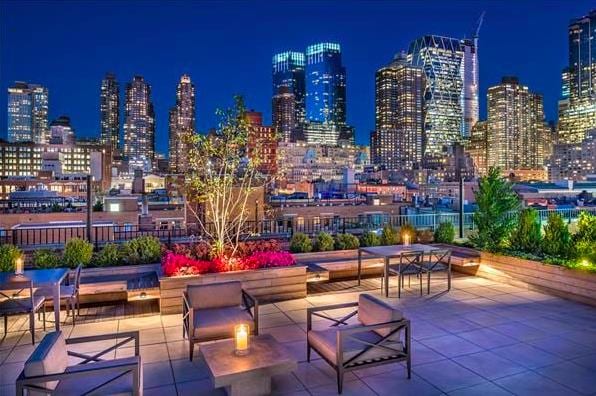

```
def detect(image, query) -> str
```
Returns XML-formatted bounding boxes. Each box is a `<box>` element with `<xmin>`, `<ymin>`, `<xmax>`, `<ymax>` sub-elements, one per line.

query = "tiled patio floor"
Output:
<box><xmin>2</xmin><ymin>274</ymin><xmax>596</xmax><ymax>395</ymax></box>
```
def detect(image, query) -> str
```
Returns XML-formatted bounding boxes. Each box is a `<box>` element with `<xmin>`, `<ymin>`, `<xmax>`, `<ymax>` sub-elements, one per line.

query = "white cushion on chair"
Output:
<box><xmin>24</xmin><ymin>331</ymin><xmax>68</xmax><ymax>391</ymax></box>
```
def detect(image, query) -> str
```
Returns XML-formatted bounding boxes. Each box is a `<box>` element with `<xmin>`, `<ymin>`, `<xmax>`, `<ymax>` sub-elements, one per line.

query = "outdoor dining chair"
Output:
<box><xmin>1</xmin><ymin>277</ymin><xmax>46</xmax><ymax>344</ymax></box>
<box><xmin>419</xmin><ymin>249</ymin><xmax>452</xmax><ymax>294</ymax></box>
<box><xmin>387</xmin><ymin>251</ymin><xmax>424</xmax><ymax>298</ymax></box>
<box><xmin>36</xmin><ymin>264</ymin><xmax>83</xmax><ymax>325</ymax></box>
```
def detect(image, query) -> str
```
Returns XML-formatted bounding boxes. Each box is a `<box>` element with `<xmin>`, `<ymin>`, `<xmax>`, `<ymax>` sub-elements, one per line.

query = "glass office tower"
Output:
<box><xmin>7</xmin><ymin>82</ymin><xmax>49</xmax><ymax>144</ymax></box>
<box><xmin>100</xmin><ymin>73</ymin><xmax>120</xmax><ymax>154</ymax></box>
<box><xmin>272</xmin><ymin>51</ymin><xmax>305</xmax><ymax>127</ymax></box>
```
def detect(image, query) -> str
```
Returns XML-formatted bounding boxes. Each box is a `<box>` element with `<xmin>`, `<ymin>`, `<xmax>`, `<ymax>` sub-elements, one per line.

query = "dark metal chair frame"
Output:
<box><xmin>37</xmin><ymin>264</ymin><xmax>83</xmax><ymax>326</ymax></box>
<box><xmin>387</xmin><ymin>251</ymin><xmax>424</xmax><ymax>298</ymax></box>
<box><xmin>15</xmin><ymin>330</ymin><xmax>141</xmax><ymax>396</ymax></box>
<box><xmin>182</xmin><ymin>286</ymin><xmax>259</xmax><ymax>361</ymax></box>
<box><xmin>307</xmin><ymin>301</ymin><xmax>411</xmax><ymax>394</ymax></box>
<box><xmin>420</xmin><ymin>249</ymin><xmax>452</xmax><ymax>294</ymax></box>
<box><xmin>1</xmin><ymin>278</ymin><xmax>46</xmax><ymax>344</ymax></box>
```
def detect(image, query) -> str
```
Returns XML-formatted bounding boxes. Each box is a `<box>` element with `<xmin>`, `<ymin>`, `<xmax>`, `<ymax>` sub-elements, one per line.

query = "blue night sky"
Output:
<box><xmin>1</xmin><ymin>0</ymin><xmax>593</xmax><ymax>153</ymax></box>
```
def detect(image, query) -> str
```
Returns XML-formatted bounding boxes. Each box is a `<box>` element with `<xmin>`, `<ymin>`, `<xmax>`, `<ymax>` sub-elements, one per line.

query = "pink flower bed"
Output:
<box><xmin>162</xmin><ymin>250</ymin><xmax>296</xmax><ymax>277</ymax></box>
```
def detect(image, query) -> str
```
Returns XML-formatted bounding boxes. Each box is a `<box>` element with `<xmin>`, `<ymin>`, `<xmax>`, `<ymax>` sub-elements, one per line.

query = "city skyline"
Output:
<box><xmin>1</xmin><ymin>1</ymin><xmax>593</xmax><ymax>153</ymax></box>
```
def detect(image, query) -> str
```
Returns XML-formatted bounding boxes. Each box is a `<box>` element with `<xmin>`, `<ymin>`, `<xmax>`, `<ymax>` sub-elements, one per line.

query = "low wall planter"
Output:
<box><xmin>464</xmin><ymin>251</ymin><xmax>596</xmax><ymax>306</ymax></box>
<box><xmin>159</xmin><ymin>265</ymin><xmax>307</xmax><ymax>314</ymax></box>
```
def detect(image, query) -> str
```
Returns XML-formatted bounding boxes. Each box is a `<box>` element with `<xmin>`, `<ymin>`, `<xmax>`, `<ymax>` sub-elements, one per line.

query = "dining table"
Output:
<box><xmin>357</xmin><ymin>244</ymin><xmax>437</xmax><ymax>297</ymax></box>
<box><xmin>0</xmin><ymin>268</ymin><xmax>70</xmax><ymax>331</ymax></box>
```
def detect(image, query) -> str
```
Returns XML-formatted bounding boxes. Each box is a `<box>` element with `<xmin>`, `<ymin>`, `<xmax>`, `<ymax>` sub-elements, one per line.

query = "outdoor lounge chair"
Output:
<box><xmin>307</xmin><ymin>293</ymin><xmax>411</xmax><ymax>394</ymax></box>
<box><xmin>16</xmin><ymin>330</ymin><xmax>142</xmax><ymax>395</ymax></box>
<box><xmin>419</xmin><ymin>249</ymin><xmax>452</xmax><ymax>294</ymax></box>
<box><xmin>182</xmin><ymin>280</ymin><xmax>258</xmax><ymax>360</ymax></box>
<box><xmin>387</xmin><ymin>251</ymin><xmax>424</xmax><ymax>298</ymax></box>
<box><xmin>1</xmin><ymin>277</ymin><xmax>46</xmax><ymax>345</ymax></box>
<box><xmin>36</xmin><ymin>264</ymin><xmax>82</xmax><ymax>325</ymax></box>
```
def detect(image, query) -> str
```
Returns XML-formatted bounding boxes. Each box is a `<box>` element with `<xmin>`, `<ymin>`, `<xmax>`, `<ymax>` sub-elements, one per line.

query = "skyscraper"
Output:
<box><xmin>100</xmin><ymin>73</ymin><xmax>120</xmax><ymax>154</ymax></box>
<box><xmin>558</xmin><ymin>9</ymin><xmax>596</xmax><ymax>144</ymax></box>
<box><xmin>371</xmin><ymin>52</ymin><xmax>424</xmax><ymax>172</ymax></box>
<box><xmin>124</xmin><ymin>76</ymin><xmax>155</xmax><ymax>171</ymax></box>
<box><xmin>407</xmin><ymin>35</ymin><xmax>478</xmax><ymax>159</ymax></box>
<box><xmin>7</xmin><ymin>82</ymin><xmax>49</xmax><ymax>143</ymax></box>
<box><xmin>272</xmin><ymin>86</ymin><xmax>297</xmax><ymax>142</ymax></box>
<box><xmin>486</xmin><ymin>77</ymin><xmax>548</xmax><ymax>172</ymax></box>
<box><xmin>49</xmin><ymin>115</ymin><xmax>75</xmax><ymax>145</ymax></box>
<box><xmin>168</xmin><ymin>74</ymin><xmax>196</xmax><ymax>174</ymax></box>
<box><xmin>272</xmin><ymin>51</ymin><xmax>305</xmax><ymax>128</ymax></box>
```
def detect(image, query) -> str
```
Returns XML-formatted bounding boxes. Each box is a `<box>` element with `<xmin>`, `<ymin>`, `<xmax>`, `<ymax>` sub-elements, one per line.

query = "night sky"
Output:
<box><xmin>1</xmin><ymin>0</ymin><xmax>593</xmax><ymax>153</ymax></box>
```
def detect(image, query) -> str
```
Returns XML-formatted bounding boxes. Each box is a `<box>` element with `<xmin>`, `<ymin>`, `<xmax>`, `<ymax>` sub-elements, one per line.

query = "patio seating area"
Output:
<box><xmin>1</xmin><ymin>272</ymin><xmax>596</xmax><ymax>395</ymax></box>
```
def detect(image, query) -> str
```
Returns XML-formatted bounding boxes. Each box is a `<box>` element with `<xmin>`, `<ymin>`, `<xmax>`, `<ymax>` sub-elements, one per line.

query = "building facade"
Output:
<box><xmin>168</xmin><ymin>74</ymin><xmax>196</xmax><ymax>174</ymax></box>
<box><xmin>123</xmin><ymin>76</ymin><xmax>155</xmax><ymax>171</ymax></box>
<box><xmin>7</xmin><ymin>82</ymin><xmax>49</xmax><ymax>144</ymax></box>
<box><xmin>486</xmin><ymin>77</ymin><xmax>548</xmax><ymax>175</ymax></box>
<box><xmin>407</xmin><ymin>35</ymin><xmax>478</xmax><ymax>160</ymax></box>
<box><xmin>100</xmin><ymin>73</ymin><xmax>120</xmax><ymax>154</ymax></box>
<box><xmin>49</xmin><ymin>116</ymin><xmax>75</xmax><ymax>145</ymax></box>
<box><xmin>549</xmin><ymin>130</ymin><xmax>596</xmax><ymax>181</ymax></box>
<box><xmin>246</xmin><ymin>111</ymin><xmax>278</xmax><ymax>175</ymax></box>
<box><xmin>467</xmin><ymin>120</ymin><xmax>488</xmax><ymax>176</ymax></box>
<box><xmin>272</xmin><ymin>87</ymin><xmax>297</xmax><ymax>142</ymax></box>
<box><xmin>371</xmin><ymin>52</ymin><xmax>424</xmax><ymax>172</ymax></box>
<box><xmin>558</xmin><ymin>10</ymin><xmax>596</xmax><ymax>144</ymax></box>
<box><xmin>272</xmin><ymin>51</ymin><xmax>305</xmax><ymax>132</ymax></box>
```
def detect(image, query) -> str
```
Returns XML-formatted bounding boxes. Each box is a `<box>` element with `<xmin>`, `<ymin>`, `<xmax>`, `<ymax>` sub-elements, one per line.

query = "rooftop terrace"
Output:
<box><xmin>1</xmin><ymin>274</ymin><xmax>595</xmax><ymax>396</ymax></box>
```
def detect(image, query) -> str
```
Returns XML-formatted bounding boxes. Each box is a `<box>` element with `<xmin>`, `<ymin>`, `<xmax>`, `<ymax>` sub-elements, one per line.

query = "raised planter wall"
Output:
<box><xmin>159</xmin><ymin>265</ymin><xmax>307</xmax><ymax>314</ymax></box>
<box><xmin>458</xmin><ymin>251</ymin><xmax>596</xmax><ymax>306</ymax></box>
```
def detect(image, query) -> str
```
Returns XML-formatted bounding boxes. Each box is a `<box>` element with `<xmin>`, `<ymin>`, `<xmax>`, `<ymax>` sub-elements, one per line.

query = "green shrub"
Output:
<box><xmin>93</xmin><ymin>243</ymin><xmax>122</xmax><ymax>267</ymax></box>
<box><xmin>434</xmin><ymin>222</ymin><xmax>455</xmax><ymax>244</ymax></box>
<box><xmin>63</xmin><ymin>238</ymin><xmax>93</xmax><ymax>268</ymax></box>
<box><xmin>314</xmin><ymin>232</ymin><xmax>335</xmax><ymax>252</ymax></box>
<box><xmin>542</xmin><ymin>213</ymin><xmax>571</xmax><ymax>258</ymax></box>
<box><xmin>33</xmin><ymin>249</ymin><xmax>60</xmax><ymax>269</ymax></box>
<box><xmin>509</xmin><ymin>208</ymin><xmax>542</xmax><ymax>253</ymax></box>
<box><xmin>360</xmin><ymin>231</ymin><xmax>380</xmax><ymax>247</ymax></box>
<box><xmin>334</xmin><ymin>233</ymin><xmax>360</xmax><ymax>250</ymax></box>
<box><xmin>471</xmin><ymin>167</ymin><xmax>520</xmax><ymax>251</ymax></box>
<box><xmin>289</xmin><ymin>233</ymin><xmax>312</xmax><ymax>253</ymax></box>
<box><xmin>380</xmin><ymin>224</ymin><xmax>399</xmax><ymax>245</ymax></box>
<box><xmin>573</xmin><ymin>240</ymin><xmax>596</xmax><ymax>264</ymax></box>
<box><xmin>122</xmin><ymin>236</ymin><xmax>161</xmax><ymax>264</ymax></box>
<box><xmin>574</xmin><ymin>211</ymin><xmax>596</xmax><ymax>243</ymax></box>
<box><xmin>0</xmin><ymin>244</ymin><xmax>22</xmax><ymax>272</ymax></box>
<box><xmin>399</xmin><ymin>223</ymin><xmax>417</xmax><ymax>243</ymax></box>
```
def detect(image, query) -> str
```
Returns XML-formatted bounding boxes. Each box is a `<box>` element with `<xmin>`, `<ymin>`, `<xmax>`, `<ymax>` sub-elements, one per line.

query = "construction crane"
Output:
<box><xmin>474</xmin><ymin>11</ymin><xmax>486</xmax><ymax>39</ymax></box>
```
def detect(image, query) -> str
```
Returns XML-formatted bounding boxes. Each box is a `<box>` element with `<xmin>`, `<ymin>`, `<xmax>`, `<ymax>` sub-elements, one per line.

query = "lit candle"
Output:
<box><xmin>403</xmin><ymin>233</ymin><xmax>410</xmax><ymax>246</ymax></box>
<box><xmin>15</xmin><ymin>256</ymin><xmax>24</xmax><ymax>275</ymax></box>
<box><xmin>235</xmin><ymin>324</ymin><xmax>249</xmax><ymax>355</ymax></box>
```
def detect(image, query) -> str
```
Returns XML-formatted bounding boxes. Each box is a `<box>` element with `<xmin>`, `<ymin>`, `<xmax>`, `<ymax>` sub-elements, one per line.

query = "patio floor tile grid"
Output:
<box><xmin>1</xmin><ymin>273</ymin><xmax>595</xmax><ymax>396</ymax></box>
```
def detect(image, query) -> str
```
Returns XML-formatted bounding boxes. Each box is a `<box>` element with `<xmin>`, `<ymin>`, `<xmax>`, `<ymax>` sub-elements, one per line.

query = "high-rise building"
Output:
<box><xmin>7</xmin><ymin>82</ymin><xmax>49</xmax><ymax>144</ymax></box>
<box><xmin>246</xmin><ymin>111</ymin><xmax>278</xmax><ymax>175</ymax></box>
<box><xmin>371</xmin><ymin>52</ymin><xmax>424</xmax><ymax>172</ymax></box>
<box><xmin>407</xmin><ymin>35</ymin><xmax>478</xmax><ymax>159</ymax></box>
<box><xmin>272</xmin><ymin>87</ymin><xmax>297</xmax><ymax>142</ymax></box>
<box><xmin>272</xmin><ymin>51</ymin><xmax>305</xmax><ymax>129</ymax></box>
<box><xmin>558</xmin><ymin>9</ymin><xmax>596</xmax><ymax>144</ymax></box>
<box><xmin>123</xmin><ymin>76</ymin><xmax>155</xmax><ymax>171</ymax></box>
<box><xmin>49</xmin><ymin>116</ymin><xmax>75</xmax><ymax>145</ymax></box>
<box><xmin>548</xmin><ymin>130</ymin><xmax>596</xmax><ymax>181</ymax></box>
<box><xmin>168</xmin><ymin>74</ymin><xmax>196</xmax><ymax>174</ymax></box>
<box><xmin>486</xmin><ymin>77</ymin><xmax>549</xmax><ymax>173</ymax></box>
<box><xmin>100</xmin><ymin>73</ymin><xmax>120</xmax><ymax>154</ymax></box>
<box><xmin>467</xmin><ymin>121</ymin><xmax>488</xmax><ymax>176</ymax></box>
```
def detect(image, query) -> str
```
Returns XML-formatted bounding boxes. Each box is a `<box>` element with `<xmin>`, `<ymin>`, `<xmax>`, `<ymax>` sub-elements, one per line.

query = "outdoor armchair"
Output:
<box><xmin>307</xmin><ymin>293</ymin><xmax>411</xmax><ymax>394</ymax></box>
<box><xmin>16</xmin><ymin>330</ymin><xmax>142</xmax><ymax>395</ymax></box>
<box><xmin>419</xmin><ymin>249</ymin><xmax>452</xmax><ymax>294</ymax></box>
<box><xmin>1</xmin><ymin>277</ymin><xmax>46</xmax><ymax>344</ymax></box>
<box><xmin>36</xmin><ymin>264</ymin><xmax>82</xmax><ymax>325</ymax></box>
<box><xmin>387</xmin><ymin>251</ymin><xmax>424</xmax><ymax>298</ymax></box>
<box><xmin>182</xmin><ymin>280</ymin><xmax>258</xmax><ymax>360</ymax></box>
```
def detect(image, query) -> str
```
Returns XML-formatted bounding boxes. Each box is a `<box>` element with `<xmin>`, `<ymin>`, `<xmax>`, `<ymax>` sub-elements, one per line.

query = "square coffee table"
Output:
<box><xmin>199</xmin><ymin>334</ymin><xmax>298</xmax><ymax>396</ymax></box>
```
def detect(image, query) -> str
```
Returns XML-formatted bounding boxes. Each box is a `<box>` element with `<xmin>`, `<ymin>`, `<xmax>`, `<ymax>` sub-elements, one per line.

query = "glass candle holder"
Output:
<box><xmin>15</xmin><ymin>256</ymin><xmax>24</xmax><ymax>275</ymax></box>
<box><xmin>234</xmin><ymin>323</ymin><xmax>250</xmax><ymax>356</ymax></box>
<box><xmin>403</xmin><ymin>233</ymin><xmax>411</xmax><ymax>246</ymax></box>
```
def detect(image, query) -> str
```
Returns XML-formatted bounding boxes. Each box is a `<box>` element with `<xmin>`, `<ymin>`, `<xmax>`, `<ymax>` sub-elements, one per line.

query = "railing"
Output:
<box><xmin>1</xmin><ymin>207</ymin><xmax>594</xmax><ymax>250</ymax></box>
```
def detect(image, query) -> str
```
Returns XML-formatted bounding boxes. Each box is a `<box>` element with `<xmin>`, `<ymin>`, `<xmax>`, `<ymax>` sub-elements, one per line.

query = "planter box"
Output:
<box><xmin>457</xmin><ymin>250</ymin><xmax>596</xmax><ymax>306</ymax></box>
<box><xmin>159</xmin><ymin>265</ymin><xmax>307</xmax><ymax>314</ymax></box>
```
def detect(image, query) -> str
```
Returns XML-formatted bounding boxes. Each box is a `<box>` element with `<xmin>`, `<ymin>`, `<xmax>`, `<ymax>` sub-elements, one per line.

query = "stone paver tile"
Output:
<box><xmin>527</xmin><ymin>335</ymin><xmax>596</xmax><ymax>359</ymax></box>
<box><xmin>411</xmin><ymin>320</ymin><xmax>449</xmax><ymax>341</ymax></box>
<box><xmin>0</xmin><ymin>362</ymin><xmax>23</xmax><ymax>385</ymax></box>
<box><xmin>411</xmin><ymin>340</ymin><xmax>447</xmax><ymax>366</ymax></box>
<box><xmin>263</xmin><ymin>324</ymin><xmax>306</xmax><ymax>343</ymax></box>
<box><xmin>310</xmin><ymin>378</ymin><xmax>377</xmax><ymax>396</ymax></box>
<box><xmin>167</xmin><ymin>340</ymin><xmax>190</xmax><ymax>360</ymax></box>
<box><xmin>271</xmin><ymin>372</ymin><xmax>306</xmax><ymax>395</ymax></box>
<box><xmin>161</xmin><ymin>314</ymin><xmax>182</xmax><ymax>328</ymax></box>
<box><xmin>117</xmin><ymin>343</ymin><xmax>169</xmax><ymax>363</ymax></box>
<box><xmin>362</xmin><ymin>371</ymin><xmax>441</xmax><ymax>396</ymax></box>
<box><xmin>558</xmin><ymin>329</ymin><xmax>596</xmax><ymax>349</ymax></box>
<box><xmin>0</xmin><ymin>332</ymin><xmax>24</xmax><ymax>350</ymax></box>
<box><xmin>282</xmin><ymin>340</ymin><xmax>315</xmax><ymax>362</ymax></box>
<box><xmin>136</xmin><ymin>327</ymin><xmax>166</xmax><ymax>346</ymax></box>
<box><xmin>458</xmin><ymin>328</ymin><xmax>517</xmax><ymax>349</ymax></box>
<box><xmin>420</xmin><ymin>334</ymin><xmax>483</xmax><ymax>358</ymax></box>
<box><xmin>119</xmin><ymin>315</ymin><xmax>162</xmax><ymax>331</ymax></box>
<box><xmin>352</xmin><ymin>362</ymin><xmax>404</xmax><ymax>379</ymax></box>
<box><xmin>293</xmin><ymin>360</ymin><xmax>357</xmax><ymax>389</ymax></box>
<box><xmin>4</xmin><ymin>344</ymin><xmax>35</xmax><ymax>363</ymax></box>
<box><xmin>491</xmin><ymin>342</ymin><xmax>562</xmax><ymax>369</ymax></box>
<box><xmin>144</xmin><ymin>384</ymin><xmax>177</xmax><ymax>396</ymax></box>
<box><xmin>171</xmin><ymin>358</ymin><xmax>210</xmax><ymax>383</ymax></box>
<box><xmin>414</xmin><ymin>360</ymin><xmax>485</xmax><ymax>392</ymax></box>
<box><xmin>433</xmin><ymin>317</ymin><xmax>482</xmax><ymax>333</ymax></box>
<box><xmin>447</xmin><ymin>381</ymin><xmax>514</xmax><ymax>395</ymax></box>
<box><xmin>143</xmin><ymin>361</ymin><xmax>174</xmax><ymax>389</ymax></box>
<box><xmin>461</xmin><ymin>311</ymin><xmax>510</xmax><ymax>327</ymax></box>
<box><xmin>535</xmin><ymin>360</ymin><xmax>596</xmax><ymax>395</ymax></box>
<box><xmin>176</xmin><ymin>378</ymin><xmax>226</xmax><ymax>396</ymax></box>
<box><xmin>571</xmin><ymin>353</ymin><xmax>596</xmax><ymax>370</ymax></box>
<box><xmin>69</xmin><ymin>320</ymin><xmax>118</xmax><ymax>337</ymax></box>
<box><xmin>259</xmin><ymin>303</ymin><xmax>281</xmax><ymax>314</ymax></box>
<box><xmin>490</xmin><ymin>322</ymin><xmax>548</xmax><ymax>342</ymax></box>
<box><xmin>274</xmin><ymin>299</ymin><xmax>312</xmax><ymax>311</ymax></box>
<box><xmin>494</xmin><ymin>371</ymin><xmax>581</xmax><ymax>396</ymax></box>
<box><xmin>260</xmin><ymin>312</ymin><xmax>294</xmax><ymax>329</ymax></box>
<box><xmin>453</xmin><ymin>350</ymin><xmax>526</xmax><ymax>380</ymax></box>
<box><xmin>164</xmin><ymin>325</ymin><xmax>184</xmax><ymax>343</ymax></box>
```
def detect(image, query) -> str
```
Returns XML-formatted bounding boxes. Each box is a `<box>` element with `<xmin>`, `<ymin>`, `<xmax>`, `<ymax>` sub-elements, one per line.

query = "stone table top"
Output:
<box><xmin>199</xmin><ymin>334</ymin><xmax>297</xmax><ymax>387</ymax></box>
